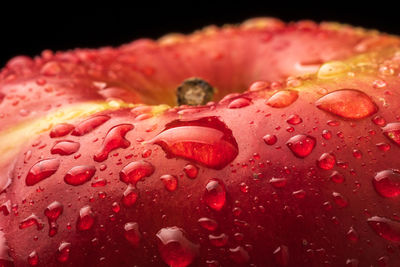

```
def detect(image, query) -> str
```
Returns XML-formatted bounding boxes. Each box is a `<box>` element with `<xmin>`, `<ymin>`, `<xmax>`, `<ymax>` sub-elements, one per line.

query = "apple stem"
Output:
<box><xmin>176</xmin><ymin>78</ymin><xmax>214</xmax><ymax>106</ymax></box>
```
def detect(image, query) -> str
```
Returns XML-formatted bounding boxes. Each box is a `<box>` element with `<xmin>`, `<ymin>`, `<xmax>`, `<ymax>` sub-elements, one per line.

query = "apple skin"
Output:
<box><xmin>1</xmin><ymin>18</ymin><xmax>400</xmax><ymax>267</ymax></box>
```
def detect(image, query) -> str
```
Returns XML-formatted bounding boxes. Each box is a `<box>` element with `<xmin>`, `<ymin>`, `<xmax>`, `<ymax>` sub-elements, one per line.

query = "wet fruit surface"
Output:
<box><xmin>1</xmin><ymin>18</ymin><xmax>400</xmax><ymax>267</ymax></box>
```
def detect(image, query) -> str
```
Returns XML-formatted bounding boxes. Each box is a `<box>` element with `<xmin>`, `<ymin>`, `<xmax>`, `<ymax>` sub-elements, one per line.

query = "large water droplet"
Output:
<box><xmin>56</xmin><ymin>242</ymin><xmax>71</xmax><ymax>263</ymax></box>
<box><xmin>183</xmin><ymin>164</ymin><xmax>198</xmax><ymax>179</ymax></box>
<box><xmin>44</xmin><ymin>201</ymin><xmax>63</xmax><ymax>221</ymax></box>
<box><xmin>71</xmin><ymin>115</ymin><xmax>110</xmax><ymax>136</ymax></box>
<box><xmin>50</xmin><ymin>123</ymin><xmax>74</xmax><ymax>138</ymax></box>
<box><xmin>209</xmin><ymin>233</ymin><xmax>228</xmax><ymax>247</ymax></box>
<box><xmin>26</xmin><ymin>159</ymin><xmax>60</xmax><ymax>186</ymax></box>
<box><xmin>160</xmin><ymin>174</ymin><xmax>178</xmax><ymax>192</ymax></box>
<box><xmin>273</xmin><ymin>245</ymin><xmax>289</xmax><ymax>266</ymax></box>
<box><xmin>228</xmin><ymin>98</ymin><xmax>251</xmax><ymax>109</ymax></box>
<box><xmin>148</xmin><ymin>117</ymin><xmax>238</xmax><ymax>169</ymax></box>
<box><xmin>266</xmin><ymin>90</ymin><xmax>298</xmax><ymax>108</ymax></box>
<box><xmin>382</xmin><ymin>122</ymin><xmax>400</xmax><ymax>146</ymax></box>
<box><xmin>156</xmin><ymin>227</ymin><xmax>199</xmax><ymax>267</ymax></box>
<box><xmin>19</xmin><ymin>214</ymin><xmax>44</xmax><ymax>230</ymax></box>
<box><xmin>122</xmin><ymin>185</ymin><xmax>138</xmax><ymax>207</ymax></box>
<box><xmin>51</xmin><ymin>140</ymin><xmax>80</xmax><ymax>155</ymax></box>
<box><xmin>368</xmin><ymin>216</ymin><xmax>400</xmax><ymax>242</ymax></box>
<box><xmin>94</xmin><ymin>124</ymin><xmax>134</xmax><ymax>162</ymax></box>
<box><xmin>315</xmin><ymin>89</ymin><xmax>377</xmax><ymax>119</ymax></box>
<box><xmin>204</xmin><ymin>178</ymin><xmax>226</xmax><ymax>211</ymax></box>
<box><xmin>286</xmin><ymin>134</ymin><xmax>316</xmax><ymax>158</ymax></box>
<box><xmin>27</xmin><ymin>251</ymin><xmax>39</xmax><ymax>266</ymax></box>
<box><xmin>317</xmin><ymin>153</ymin><xmax>336</xmax><ymax>170</ymax></box>
<box><xmin>77</xmin><ymin>205</ymin><xmax>95</xmax><ymax>231</ymax></box>
<box><xmin>198</xmin><ymin>217</ymin><xmax>218</xmax><ymax>231</ymax></box>
<box><xmin>120</xmin><ymin>160</ymin><xmax>155</xmax><ymax>186</ymax></box>
<box><xmin>124</xmin><ymin>222</ymin><xmax>141</xmax><ymax>248</ymax></box>
<box><xmin>64</xmin><ymin>165</ymin><xmax>96</xmax><ymax>186</ymax></box>
<box><xmin>373</xmin><ymin>169</ymin><xmax>400</xmax><ymax>198</ymax></box>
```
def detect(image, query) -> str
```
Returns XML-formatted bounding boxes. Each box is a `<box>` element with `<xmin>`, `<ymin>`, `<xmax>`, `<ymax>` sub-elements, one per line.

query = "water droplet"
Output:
<box><xmin>149</xmin><ymin>117</ymin><xmax>238</xmax><ymax>170</ymax></box>
<box><xmin>198</xmin><ymin>217</ymin><xmax>218</xmax><ymax>231</ymax></box>
<box><xmin>183</xmin><ymin>164</ymin><xmax>198</xmax><ymax>179</ymax></box>
<box><xmin>160</xmin><ymin>175</ymin><xmax>178</xmax><ymax>192</ymax></box>
<box><xmin>332</xmin><ymin>192</ymin><xmax>348</xmax><ymax>208</ymax></box>
<box><xmin>368</xmin><ymin>216</ymin><xmax>400</xmax><ymax>242</ymax></box>
<box><xmin>372</xmin><ymin>79</ymin><xmax>387</xmax><ymax>89</ymax></box>
<box><xmin>292</xmin><ymin>189</ymin><xmax>306</xmax><ymax>199</ymax></box>
<box><xmin>120</xmin><ymin>160</ymin><xmax>155</xmax><ymax>186</ymax></box>
<box><xmin>124</xmin><ymin>222</ymin><xmax>141</xmax><ymax>247</ymax></box>
<box><xmin>346</xmin><ymin>258</ymin><xmax>359</xmax><ymax>267</ymax></box>
<box><xmin>41</xmin><ymin>61</ymin><xmax>61</xmax><ymax>76</ymax></box>
<box><xmin>51</xmin><ymin>140</ymin><xmax>80</xmax><ymax>155</ymax></box>
<box><xmin>372</xmin><ymin>115</ymin><xmax>386</xmax><ymax>126</ymax></box>
<box><xmin>56</xmin><ymin>242</ymin><xmax>71</xmax><ymax>263</ymax></box>
<box><xmin>19</xmin><ymin>214</ymin><xmax>44</xmax><ymax>230</ymax></box>
<box><xmin>71</xmin><ymin>115</ymin><xmax>110</xmax><ymax>136</ymax></box>
<box><xmin>382</xmin><ymin>122</ymin><xmax>400</xmax><ymax>146</ymax></box>
<box><xmin>287</xmin><ymin>114</ymin><xmax>302</xmax><ymax>125</ymax></box>
<box><xmin>122</xmin><ymin>185</ymin><xmax>138</xmax><ymax>207</ymax></box>
<box><xmin>204</xmin><ymin>179</ymin><xmax>226</xmax><ymax>211</ymax></box>
<box><xmin>315</xmin><ymin>89</ymin><xmax>377</xmax><ymax>119</ymax></box>
<box><xmin>352</xmin><ymin>149</ymin><xmax>362</xmax><ymax>159</ymax></box>
<box><xmin>44</xmin><ymin>201</ymin><xmax>63</xmax><ymax>221</ymax></box>
<box><xmin>317</xmin><ymin>153</ymin><xmax>336</xmax><ymax>170</ymax></box>
<box><xmin>26</xmin><ymin>159</ymin><xmax>60</xmax><ymax>186</ymax></box>
<box><xmin>330</xmin><ymin>171</ymin><xmax>345</xmax><ymax>184</ymax></box>
<box><xmin>376</xmin><ymin>143</ymin><xmax>391</xmax><ymax>152</ymax></box>
<box><xmin>112</xmin><ymin>202</ymin><xmax>120</xmax><ymax>213</ymax></box>
<box><xmin>228</xmin><ymin>98</ymin><xmax>251</xmax><ymax>109</ymax></box>
<box><xmin>263</xmin><ymin>134</ymin><xmax>277</xmax><ymax>145</ymax></box>
<box><xmin>346</xmin><ymin>227</ymin><xmax>359</xmax><ymax>243</ymax></box>
<box><xmin>248</xmin><ymin>81</ymin><xmax>270</xmax><ymax>91</ymax></box>
<box><xmin>156</xmin><ymin>227</ymin><xmax>199</xmax><ymax>267</ymax></box>
<box><xmin>28</xmin><ymin>251</ymin><xmax>39</xmax><ymax>266</ymax></box>
<box><xmin>209</xmin><ymin>233</ymin><xmax>228</xmax><ymax>247</ymax></box>
<box><xmin>322</xmin><ymin>130</ymin><xmax>332</xmax><ymax>140</ymax></box>
<box><xmin>93</xmin><ymin>124</ymin><xmax>134</xmax><ymax>162</ymax></box>
<box><xmin>64</xmin><ymin>165</ymin><xmax>96</xmax><ymax>186</ymax></box>
<box><xmin>373</xmin><ymin>169</ymin><xmax>400</xmax><ymax>198</ymax></box>
<box><xmin>317</xmin><ymin>61</ymin><xmax>349</xmax><ymax>78</ymax></box>
<box><xmin>269</xmin><ymin>177</ymin><xmax>287</xmax><ymax>188</ymax></box>
<box><xmin>266</xmin><ymin>90</ymin><xmax>298</xmax><ymax>108</ymax></box>
<box><xmin>273</xmin><ymin>245</ymin><xmax>289</xmax><ymax>266</ymax></box>
<box><xmin>229</xmin><ymin>246</ymin><xmax>250</xmax><ymax>264</ymax></box>
<box><xmin>286</xmin><ymin>134</ymin><xmax>316</xmax><ymax>158</ymax></box>
<box><xmin>77</xmin><ymin>205</ymin><xmax>95</xmax><ymax>231</ymax></box>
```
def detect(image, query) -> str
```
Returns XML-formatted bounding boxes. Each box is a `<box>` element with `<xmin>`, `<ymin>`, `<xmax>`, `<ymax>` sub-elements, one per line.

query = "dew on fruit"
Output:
<box><xmin>28</xmin><ymin>251</ymin><xmax>38</xmax><ymax>266</ymax></box>
<box><xmin>26</xmin><ymin>158</ymin><xmax>60</xmax><ymax>186</ymax></box>
<box><xmin>287</xmin><ymin>114</ymin><xmax>302</xmax><ymax>125</ymax></box>
<box><xmin>368</xmin><ymin>216</ymin><xmax>400</xmax><ymax>242</ymax></box>
<box><xmin>51</xmin><ymin>140</ymin><xmax>80</xmax><ymax>155</ymax></box>
<box><xmin>209</xmin><ymin>233</ymin><xmax>228</xmax><ymax>247</ymax></box>
<box><xmin>19</xmin><ymin>214</ymin><xmax>44</xmax><ymax>230</ymax></box>
<box><xmin>332</xmin><ymin>192</ymin><xmax>348</xmax><ymax>208</ymax></box>
<box><xmin>119</xmin><ymin>160</ymin><xmax>155</xmax><ymax>186</ymax></box>
<box><xmin>273</xmin><ymin>245</ymin><xmax>289</xmax><ymax>266</ymax></box>
<box><xmin>376</xmin><ymin>143</ymin><xmax>391</xmax><ymax>152</ymax></box>
<box><xmin>229</xmin><ymin>246</ymin><xmax>250</xmax><ymax>264</ymax></box>
<box><xmin>44</xmin><ymin>201</ymin><xmax>63</xmax><ymax>221</ymax></box>
<box><xmin>156</xmin><ymin>226</ymin><xmax>199</xmax><ymax>267</ymax></box>
<box><xmin>160</xmin><ymin>174</ymin><xmax>178</xmax><ymax>192</ymax></box>
<box><xmin>124</xmin><ymin>222</ymin><xmax>141</xmax><ymax>247</ymax></box>
<box><xmin>317</xmin><ymin>153</ymin><xmax>336</xmax><ymax>170</ymax></box>
<box><xmin>382</xmin><ymin>122</ymin><xmax>400</xmax><ymax>146</ymax></box>
<box><xmin>266</xmin><ymin>90</ymin><xmax>298</xmax><ymax>108</ymax></box>
<box><xmin>322</xmin><ymin>130</ymin><xmax>332</xmax><ymax>140</ymax></box>
<box><xmin>317</xmin><ymin>61</ymin><xmax>349</xmax><ymax>79</ymax></box>
<box><xmin>204</xmin><ymin>178</ymin><xmax>226</xmax><ymax>211</ymax></box>
<box><xmin>122</xmin><ymin>185</ymin><xmax>138</xmax><ymax>207</ymax></box>
<box><xmin>77</xmin><ymin>205</ymin><xmax>95</xmax><ymax>231</ymax></box>
<box><xmin>330</xmin><ymin>171</ymin><xmax>345</xmax><ymax>184</ymax></box>
<box><xmin>269</xmin><ymin>177</ymin><xmax>287</xmax><ymax>188</ymax></box>
<box><xmin>148</xmin><ymin>116</ymin><xmax>238</xmax><ymax>169</ymax></box>
<box><xmin>373</xmin><ymin>169</ymin><xmax>400</xmax><ymax>198</ymax></box>
<box><xmin>228</xmin><ymin>98</ymin><xmax>251</xmax><ymax>109</ymax></box>
<box><xmin>64</xmin><ymin>165</ymin><xmax>96</xmax><ymax>186</ymax></box>
<box><xmin>71</xmin><ymin>115</ymin><xmax>110</xmax><ymax>136</ymax></box>
<box><xmin>56</xmin><ymin>242</ymin><xmax>71</xmax><ymax>263</ymax></box>
<box><xmin>198</xmin><ymin>217</ymin><xmax>218</xmax><ymax>231</ymax></box>
<box><xmin>263</xmin><ymin>134</ymin><xmax>277</xmax><ymax>145</ymax></box>
<box><xmin>93</xmin><ymin>124</ymin><xmax>134</xmax><ymax>162</ymax></box>
<box><xmin>316</xmin><ymin>89</ymin><xmax>377</xmax><ymax>119</ymax></box>
<box><xmin>183</xmin><ymin>164</ymin><xmax>198</xmax><ymax>179</ymax></box>
<box><xmin>372</xmin><ymin>115</ymin><xmax>386</xmax><ymax>126</ymax></box>
<box><xmin>286</xmin><ymin>134</ymin><xmax>316</xmax><ymax>158</ymax></box>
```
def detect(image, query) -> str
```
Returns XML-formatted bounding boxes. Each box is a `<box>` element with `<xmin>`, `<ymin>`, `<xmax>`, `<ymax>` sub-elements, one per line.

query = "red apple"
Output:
<box><xmin>1</xmin><ymin>18</ymin><xmax>400</xmax><ymax>266</ymax></box>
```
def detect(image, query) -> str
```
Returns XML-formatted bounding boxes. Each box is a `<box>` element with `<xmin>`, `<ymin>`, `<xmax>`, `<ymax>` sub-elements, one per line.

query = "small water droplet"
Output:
<box><xmin>122</xmin><ymin>185</ymin><xmax>138</xmax><ymax>207</ymax></box>
<box><xmin>71</xmin><ymin>115</ymin><xmax>110</xmax><ymax>136</ymax></box>
<box><xmin>273</xmin><ymin>245</ymin><xmax>289</xmax><ymax>266</ymax></box>
<box><xmin>346</xmin><ymin>258</ymin><xmax>359</xmax><ymax>267</ymax></box>
<box><xmin>346</xmin><ymin>227</ymin><xmax>359</xmax><ymax>243</ymax></box>
<box><xmin>263</xmin><ymin>134</ymin><xmax>277</xmax><ymax>145</ymax></box>
<box><xmin>51</xmin><ymin>140</ymin><xmax>80</xmax><ymax>155</ymax></box>
<box><xmin>26</xmin><ymin>159</ymin><xmax>60</xmax><ymax>186</ymax></box>
<box><xmin>77</xmin><ymin>205</ymin><xmax>95</xmax><ymax>231</ymax></box>
<box><xmin>120</xmin><ymin>160</ymin><xmax>155</xmax><ymax>186</ymax></box>
<box><xmin>160</xmin><ymin>174</ymin><xmax>178</xmax><ymax>192</ymax></box>
<box><xmin>372</xmin><ymin>115</ymin><xmax>387</xmax><ymax>126</ymax></box>
<box><xmin>64</xmin><ymin>165</ymin><xmax>96</xmax><ymax>186</ymax></box>
<box><xmin>317</xmin><ymin>61</ymin><xmax>349</xmax><ymax>78</ymax></box>
<box><xmin>19</xmin><ymin>214</ymin><xmax>44</xmax><ymax>230</ymax></box>
<box><xmin>332</xmin><ymin>192</ymin><xmax>348</xmax><ymax>208</ymax></box>
<box><xmin>56</xmin><ymin>242</ymin><xmax>71</xmax><ymax>263</ymax></box>
<box><xmin>198</xmin><ymin>217</ymin><xmax>218</xmax><ymax>231</ymax></box>
<box><xmin>376</xmin><ymin>143</ymin><xmax>391</xmax><ymax>152</ymax></box>
<box><xmin>156</xmin><ymin>227</ymin><xmax>199</xmax><ymax>267</ymax></box>
<box><xmin>124</xmin><ymin>222</ymin><xmax>141</xmax><ymax>247</ymax></box>
<box><xmin>316</xmin><ymin>89</ymin><xmax>377</xmax><ymax>119</ymax></box>
<box><xmin>266</xmin><ymin>90</ymin><xmax>298</xmax><ymax>108</ymax></box>
<box><xmin>228</xmin><ymin>98</ymin><xmax>251</xmax><ymax>109</ymax></box>
<box><xmin>382</xmin><ymin>122</ymin><xmax>400</xmax><ymax>146</ymax></box>
<box><xmin>183</xmin><ymin>164</ymin><xmax>198</xmax><ymax>179</ymax></box>
<box><xmin>269</xmin><ymin>177</ymin><xmax>287</xmax><ymax>188</ymax></box>
<box><xmin>373</xmin><ymin>169</ymin><xmax>400</xmax><ymax>198</ymax></box>
<box><xmin>322</xmin><ymin>130</ymin><xmax>332</xmax><ymax>140</ymax></box>
<box><xmin>28</xmin><ymin>251</ymin><xmax>39</xmax><ymax>266</ymax></box>
<box><xmin>112</xmin><ymin>202</ymin><xmax>120</xmax><ymax>213</ymax></box>
<box><xmin>286</xmin><ymin>134</ymin><xmax>316</xmax><ymax>158</ymax></box>
<box><xmin>330</xmin><ymin>171</ymin><xmax>345</xmax><ymax>184</ymax></box>
<box><xmin>317</xmin><ymin>153</ymin><xmax>336</xmax><ymax>170</ymax></box>
<box><xmin>44</xmin><ymin>201</ymin><xmax>63</xmax><ymax>221</ymax></box>
<box><xmin>229</xmin><ymin>246</ymin><xmax>250</xmax><ymax>264</ymax></box>
<box><xmin>149</xmin><ymin>117</ymin><xmax>238</xmax><ymax>169</ymax></box>
<box><xmin>287</xmin><ymin>114</ymin><xmax>302</xmax><ymax>125</ymax></box>
<box><xmin>204</xmin><ymin>179</ymin><xmax>226</xmax><ymax>211</ymax></box>
<box><xmin>93</xmin><ymin>124</ymin><xmax>134</xmax><ymax>162</ymax></box>
<box><xmin>209</xmin><ymin>233</ymin><xmax>228</xmax><ymax>247</ymax></box>
<box><xmin>368</xmin><ymin>216</ymin><xmax>400</xmax><ymax>242</ymax></box>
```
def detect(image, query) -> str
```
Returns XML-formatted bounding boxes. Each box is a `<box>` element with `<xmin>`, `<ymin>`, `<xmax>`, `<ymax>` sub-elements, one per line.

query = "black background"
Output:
<box><xmin>1</xmin><ymin>4</ymin><xmax>399</xmax><ymax>68</ymax></box>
